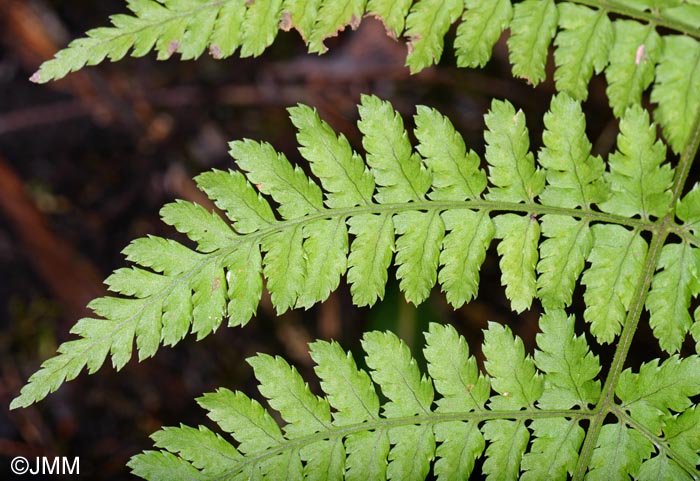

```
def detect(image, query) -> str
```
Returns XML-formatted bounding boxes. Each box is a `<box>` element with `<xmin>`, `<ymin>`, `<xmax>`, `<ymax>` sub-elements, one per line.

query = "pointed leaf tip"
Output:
<box><xmin>29</xmin><ymin>71</ymin><xmax>41</xmax><ymax>83</ymax></box>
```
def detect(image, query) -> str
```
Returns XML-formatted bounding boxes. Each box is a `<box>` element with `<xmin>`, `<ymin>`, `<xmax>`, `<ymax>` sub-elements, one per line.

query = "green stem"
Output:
<box><xmin>569</xmin><ymin>0</ymin><xmax>700</xmax><ymax>38</ymax></box>
<box><xmin>573</xmin><ymin>89</ymin><xmax>700</xmax><ymax>480</ymax></box>
<box><xmin>201</xmin><ymin>408</ymin><xmax>595</xmax><ymax>481</ymax></box>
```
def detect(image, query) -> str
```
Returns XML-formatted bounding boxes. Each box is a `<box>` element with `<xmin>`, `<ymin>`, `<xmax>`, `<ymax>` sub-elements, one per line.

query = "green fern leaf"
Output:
<box><xmin>637</xmin><ymin>454</ymin><xmax>693</xmax><ymax>481</ymax></box>
<box><xmin>455</xmin><ymin>0</ymin><xmax>513</xmax><ymax>68</ymax></box>
<box><xmin>438</xmin><ymin>210</ymin><xmax>494</xmax><ymax>308</ymax></box>
<box><xmin>536</xmin><ymin>216</ymin><xmax>592</xmax><ymax>309</ymax></box>
<box><xmin>651</xmin><ymin>35</ymin><xmax>700</xmax><ymax>154</ymax></box>
<box><xmin>362</xmin><ymin>330</ymin><xmax>433</xmax><ymax>416</ymax></box>
<box><xmin>150</xmin><ymin>425</ymin><xmax>240</xmax><ymax>476</ymax></box>
<box><xmin>432</xmin><ymin>420</ymin><xmax>484</xmax><ymax>481</ymax></box>
<box><xmin>198</xmin><ymin>388</ymin><xmax>284</xmax><ymax>455</ymax></box>
<box><xmin>190</xmin><ymin>260</ymin><xmax>227</xmax><ymax>338</ymax></box>
<box><xmin>520</xmin><ymin>418</ymin><xmax>585</xmax><ymax>481</ymax></box>
<box><xmin>483</xmin><ymin>322</ymin><xmax>543</xmax><ymax>409</ymax></box>
<box><xmin>241</xmin><ymin>0</ymin><xmax>284</xmax><ymax>57</ymax></box>
<box><xmin>678</xmin><ymin>184</ymin><xmax>700</xmax><ymax>237</ymax></box>
<box><xmin>346</xmin><ymin>213</ymin><xmax>394</xmax><ymax>307</ymax></box>
<box><xmin>221</xmin><ymin>243</ymin><xmax>263</xmax><ymax>327</ymax></box>
<box><xmin>230</xmin><ymin>139</ymin><xmax>323</xmax><ymax>219</ymax></box>
<box><xmin>393</xmin><ymin>211</ymin><xmax>445</xmax><ymax>305</ymax></box>
<box><xmin>357</xmin><ymin>94</ymin><xmax>431</xmax><ymax>203</ymax></box>
<box><xmin>423</xmin><ymin>323</ymin><xmax>490</xmax><ymax>412</ymax></box>
<box><xmin>366</xmin><ymin>0</ymin><xmax>412</xmax><ymax>37</ymax></box>
<box><xmin>586</xmin><ymin>423</ymin><xmax>654</xmax><ymax>481</ymax></box>
<box><xmin>424</xmin><ymin>323</ymin><xmax>488</xmax><ymax>480</ymax></box>
<box><xmin>248</xmin><ymin>353</ymin><xmax>335</xmax><ymax>477</ymax></box>
<box><xmin>495</xmin><ymin>214</ymin><xmax>540</xmax><ymax>313</ymax></box>
<box><xmin>646</xmin><ymin>243</ymin><xmax>700</xmax><ymax>353</ymax></box>
<box><xmin>507</xmin><ymin>0</ymin><xmax>558</xmax><ymax>86</ymax></box>
<box><xmin>194</xmin><ymin>169</ymin><xmax>276</xmax><ymax>233</ymax></box>
<box><xmin>32</xmin><ymin>1</ymin><xmax>215</xmax><ymax>82</ymax></box>
<box><xmin>208</xmin><ymin>0</ymin><xmax>246</xmax><ymax>58</ymax></box>
<box><xmin>664</xmin><ymin>406</ymin><xmax>700</xmax><ymax>469</ymax></box>
<box><xmin>309</xmin><ymin>340</ymin><xmax>379</xmax><ymax>425</ymax></box>
<box><xmin>553</xmin><ymin>3</ymin><xmax>613</xmax><ymax>101</ymax></box>
<box><xmin>617</xmin><ymin>356</ymin><xmax>700</xmax><ymax>434</ymax></box>
<box><xmin>534</xmin><ymin>310</ymin><xmax>601</xmax><ymax>409</ymax></box>
<box><xmin>261</xmin><ymin>227</ymin><xmax>306</xmax><ymax>313</ymax></box>
<box><xmin>538</xmin><ymin>93</ymin><xmax>607</xmax><ymax>209</ymax></box>
<box><xmin>677</xmin><ymin>190</ymin><xmax>700</xmax><ymax>348</ymax></box>
<box><xmin>362</xmin><ymin>331</ymin><xmax>434</xmax><ymax>481</ymax></box>
<box><xmin>12</xmin><ymin>96</ymin><xmax>683</xmax><ymax>420</ymax></box>
<box><xmin>582</xmin><ymin>224</ymin><xmax>648</xmax><ymax>343</ymax></box>
<box><xmin>298</xmin><ymin>217</ymin><xmax>348</xmax><ymax>308</ymax></box>
<box><xmin>159</xmin><ymin>200</ymin><xmax>236</xmax><ymax>252</ymax></box>
<box><xmin>662</xmin><ymin>2</ymin><xmax>700</xmax><ymax>30</ymax></box>
<box><xmin>282</xmin><ymin>0</ymin><xmax>323</xmax><ymax>42</ymax></box>
<box><xmin>484</xmin><ymin>99</ymin><xmax>544</xmax><ymax>203</ymax></box>
<box><xmin>605</xmin><ymin>21</ymin><xmax>661</xmax><ymax>118</ymax></box>
<box><xmin>179</xmin><ymin>4</ymin><xmax>219</xmax><ymax>60</ymax></box>
<box><xmin>600</xmin><ymin>105</ymin><xmax>673</xmax><ymax>220</ymax></box>
<box><xmin>344</xmin><ymin>430</ymin><xmax>390</xmax><ymax>481</ymax></box>
<box><xmin>128</xmin><ymin>451</ymin><xmax>205</xmax><ymax>481</ymax></box>
<box><xmin>289</xmin><ymin>104</ymin><xmax>374</xmax><ymax>208</ymax></box>
<box><xmin>307</xmin><ymin>0</ymin><xmax>365</xmax><ymax>53</ymax></box>
<box><xmin>404</xmin><ymin>0</ymin><xmax>463</xmax><ymax>73</ymax></box>
<box><xmin>414</xmin><ymin>105</ymin><xmax>486</xmax><ymax>201</ymax></box>
<box><xmin>482</xmin><ymin>419</ymin><xmax>530</xmax><ymax>481</ymax></box>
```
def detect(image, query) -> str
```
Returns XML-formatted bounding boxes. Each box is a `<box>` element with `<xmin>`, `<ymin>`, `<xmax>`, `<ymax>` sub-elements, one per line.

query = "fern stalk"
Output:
<box><xmin>573</xmin><ymin>89</ymin><xmax>700</xmax><ymax>481</ymax></box>
<box><xmin>571</xmin><ymin>0</ymin><xmax>700</xmax><ymax>37</ymax></box>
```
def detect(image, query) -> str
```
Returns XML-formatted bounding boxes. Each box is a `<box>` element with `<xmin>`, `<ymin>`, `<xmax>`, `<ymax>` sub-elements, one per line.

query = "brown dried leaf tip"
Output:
<box><xmin>209</xmin><ymin>44</ymin><xmax>222</xmax><ymax>59</ymax></box>
<box><xmin>279</xmin><ymin>11</ymin><xmax>293</xmax><ymax>32</ymax></box>
<box><xmin>167</xmin><ymin>40</ymin><xmax>180</xmax><ymax>58</ymax></box>
<box><xmin>407</xmin><ymin>34</ymin><xmax>422</xmax><ymax>55</ymax></box>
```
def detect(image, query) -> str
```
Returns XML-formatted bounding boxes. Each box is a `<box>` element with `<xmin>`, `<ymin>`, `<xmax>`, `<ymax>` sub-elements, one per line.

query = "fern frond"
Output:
<box><xmin>14</xmin><ymin>95</ymin><xmax>687</xmax><ymax>408</ymax></box>
<box><xmin>128</xmin><ymin>318</ymin><xmax>700</xmax><ymax>480</ymax></box>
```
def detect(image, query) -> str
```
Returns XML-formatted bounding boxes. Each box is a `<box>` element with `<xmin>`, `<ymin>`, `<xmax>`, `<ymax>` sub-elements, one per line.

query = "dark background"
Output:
<box><xmin>0</xmin><ymin>1</ymin><xmax>664</xmax><ymax>479</ymax></box>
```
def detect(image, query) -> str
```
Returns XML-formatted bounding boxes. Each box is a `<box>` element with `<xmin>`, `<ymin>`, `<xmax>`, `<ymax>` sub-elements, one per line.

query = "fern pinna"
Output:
<box><xmin>129</xmin><ymin>318</ymin><xmax>700</xmax><ymax>481</ymax></box>
<box><xmin>29</xmin><ymin>0</ymin><xmax>700</xmax><ymax>153</ymax></box>
<box><xmin>12</xmin><ymin>92</ymin><xmax>700</xmax><ymax>478</ymax></box>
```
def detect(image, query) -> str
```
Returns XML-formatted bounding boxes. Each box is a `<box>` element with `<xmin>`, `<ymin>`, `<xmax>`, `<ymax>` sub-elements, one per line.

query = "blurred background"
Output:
<box><xmin>0</xmin><ymin>1</ymin><xmax>652</xmax><ymax>479</ymax></box>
